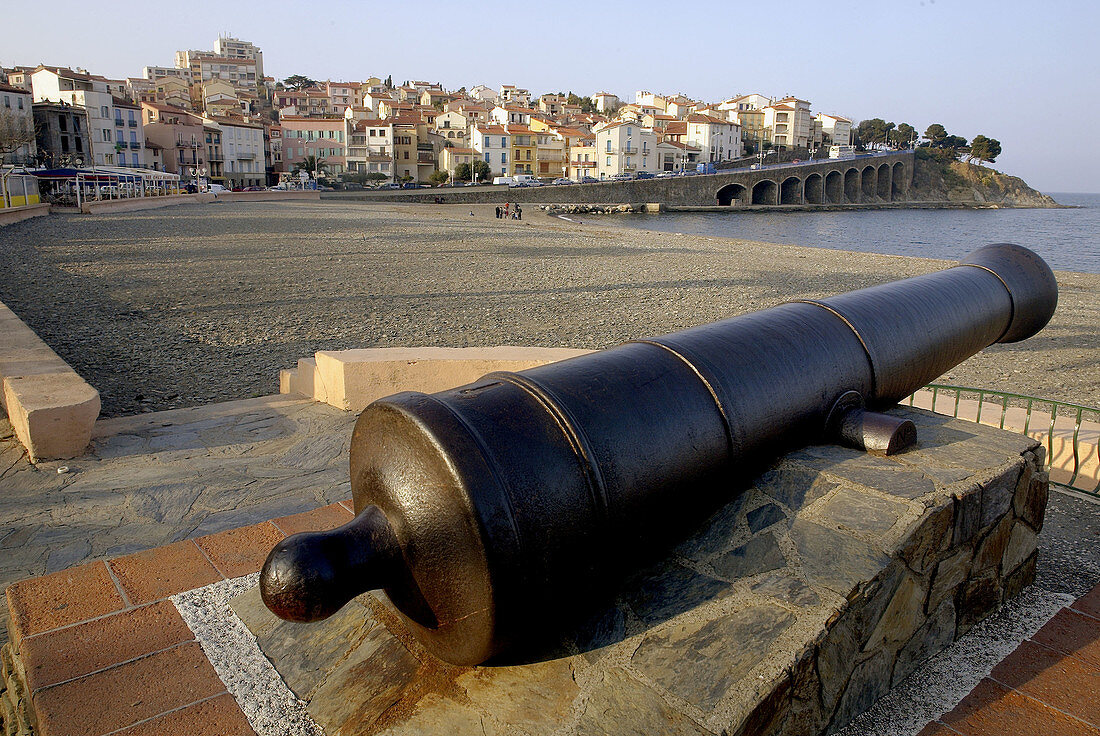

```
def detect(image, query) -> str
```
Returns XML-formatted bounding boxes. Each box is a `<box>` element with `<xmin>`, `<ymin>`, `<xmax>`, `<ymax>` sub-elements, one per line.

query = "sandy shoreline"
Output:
<box><xmin>0</xmin><ymin>200</ymin><xmax>1095</xmax><ymax>416</ymax></box>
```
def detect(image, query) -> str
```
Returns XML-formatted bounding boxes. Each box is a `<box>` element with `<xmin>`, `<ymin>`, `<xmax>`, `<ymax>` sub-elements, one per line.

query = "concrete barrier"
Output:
<box><xmin>0</xmin><ymin>203</ymin><xmax>50</xmax><ymax>228</ymax></box>
<box><xmin>280</xmin><ymin>346</ymin><xmax>592</xmax><ymax>412</ymax></box>
<box><xmin>216</xmin><ymin>190</ymin><xmax>320</xmax><ymax>202</ymax></box>
<box><xmin>0</xmin><ymin>301</ymin><xmax>100</xmax><ymax>461</ymax></box>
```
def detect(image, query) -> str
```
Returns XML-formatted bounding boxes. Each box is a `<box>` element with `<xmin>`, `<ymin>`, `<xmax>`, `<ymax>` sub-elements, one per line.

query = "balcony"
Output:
<box><xmin>621</xmin><ymin>163</ymin><xmax>636</xmax><ymax>171</ymax></box>
<box><xmin>128</xmin><ymin>119</ymin><xmax>138</xmax><ymax>127</ymax></box>
<box><xmin>236</xmin><ymin>152</ymin><xmax>256</xmax><ymax>160</ymax></box>
<box><xmin>417</xmin><ymin>153</ymin><xmax>435</xmax><ymax>164</ymax></box>
<box><xmin>115</xmin><ymin>119</ymin><xmax>125</xmax><ymax>128</ymax></box>
<box><xmin>622</xmin><ymin>146</ymin><xmax>638</xmax><ymax>155</ymax></box>
<box><xmin>208</xmin><ymin>154</ymin><xmax>224</xmax><ymax>161</ymax></box>
<box><xmin>129</xmin><ymin>141</ymin><xmax>141</xmax><ymax>150</ymax></box>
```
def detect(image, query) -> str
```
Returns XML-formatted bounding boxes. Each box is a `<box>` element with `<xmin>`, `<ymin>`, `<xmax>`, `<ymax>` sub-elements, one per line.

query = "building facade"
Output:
<box><xmin>1</xmin><ymin>83</ymin><xmax>35</xmax><ymax>165</ymax></box>
<box><xmin>32</xmin><ymin>101</ymin><xmax>90</xmax><ymax>168</ymax></box>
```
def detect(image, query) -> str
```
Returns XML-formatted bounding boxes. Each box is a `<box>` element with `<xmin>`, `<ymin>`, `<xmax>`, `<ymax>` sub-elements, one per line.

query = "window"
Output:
<box><xmin>101</xmin><ymin>105</ymin><xmax>109</xmax><ymax>118</ymax></box>
<box><xmin>75</xmin><ymin>138</ymin><xmax>83</xmax><ymax>153</ymax></box>
<box><xmin>626</xmin><ymin>127</ymin><xmax>632</xmax><ymax>136</ymax></box>
<box><xmin>501</xmin><ymin>137</ymin><xmax>507</xmax><ymax>147</ymax></box>
<box><xmin>501</xmin><ymin>152</ymin><xmax>507</xmax><ymax>163</ymax></box>
<box><xmin>2</xmin><ymin>96</ymin><xmax>8</xmax><ymax>108</ymax></box>
<box><xmin>59</xmin><ymin>116</ymin><xmax>68</xmax><ymax>132</ymax></box>
<box><xmin>103</xmin><ymin>129</ymin><xmax>112</xmax><ymax>142</ymax></box>
<box><xmin>17</xmin><ymin>98</ymin><xmax>23</xmax><ymax>110</ymax></box>
<box><xmin>606</xmin><ymin>156</ymin><xmax>611</xmax><ymax>166</ymax></box>
<box><xmin>484</xmin><ymin>153</ymin><xmax>490</xmax><ymax>163</ymax></box>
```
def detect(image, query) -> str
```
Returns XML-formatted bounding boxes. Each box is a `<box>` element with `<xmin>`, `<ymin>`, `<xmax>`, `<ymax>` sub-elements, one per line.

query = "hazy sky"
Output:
<box><xmin>5</xmin><ymin>0</ymin><xmax>1097</xmax><ymax>192</ymax></box>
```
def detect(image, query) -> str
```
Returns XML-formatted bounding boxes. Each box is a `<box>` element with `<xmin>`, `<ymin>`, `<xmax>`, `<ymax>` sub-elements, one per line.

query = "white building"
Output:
<box><xmin>763</xmin><ymin>98</ymin><xmax>812</xmax><ymax>149</ymax></box>
<box><xmin>209</xmin><ymin>117</ymin><xmax>265</xmax><ymax>187</ymax></box>
<box><xmin>213</xmin><ymin>36</ymin><xmax>264</xmax><ymax>81</ymax></box>
<box><xmin>683</xmin><ymin>113</ymin><xmax>742</xmax><ymax>162</ymax></box>
<box><xmin>490</xmin><ymin>105</ymin><xmax>531</xmax><ymax>126</ymax></box>
<box><xmin>498</xmin><ymin>85</ymin><xmax>530</xmax><ymax>106</ymax></box>
<box><xmin>815</xmin><ymin>113</ymin><xmax>852</xmax><ymax>147</ymax></box>
<box><xmin>470</xmin><ymin>124</ymin><xmax>510</xmax><ymax>177</ymax></box>
<box><xmin>345</xmin><ymin>116</ymin><xmax>393</xmax><ymax>180</ymax></box>
<box><xmin>594</xmin><ymin>121</ymin><xmax>659</xmax><ymax>178</ymax></box>
<box><xmin>31</xmin><ymin>66</ymin><xmax>148</xmax><ymax>167</ymax></box>
<box><xmin>593</xmin><ymin>92</ymin><xmax>620</xmax><ymax>113</ymax></box>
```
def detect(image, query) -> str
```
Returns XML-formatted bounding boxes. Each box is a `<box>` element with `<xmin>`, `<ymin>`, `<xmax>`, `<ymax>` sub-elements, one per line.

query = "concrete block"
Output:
<box><xmin>3</xmin><ymin>372</ymin><xmax>100</xmax><ymax>462</ymax></box>
<box><xmin>312</xmin><ymin>346</ymin><xmax>592</xmax><ymax>412</ymax></box>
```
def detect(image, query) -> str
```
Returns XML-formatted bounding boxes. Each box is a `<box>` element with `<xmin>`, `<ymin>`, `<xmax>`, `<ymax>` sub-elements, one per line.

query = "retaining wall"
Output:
<box><xmin>0</xmin><ymin>204</ymin><xmax>50</xmax><ymax>228</ymax></box>
<box><xmin>0</xmin><ymin>300</ymin><xmax>99</xmax><ymax>461</ymax></box>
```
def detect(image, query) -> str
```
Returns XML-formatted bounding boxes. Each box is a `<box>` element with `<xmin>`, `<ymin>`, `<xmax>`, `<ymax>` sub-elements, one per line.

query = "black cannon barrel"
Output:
<box><xmin>260</xmin><ymin>243</ymin><xmax>1057</xmax><ymax>665</ymax></box>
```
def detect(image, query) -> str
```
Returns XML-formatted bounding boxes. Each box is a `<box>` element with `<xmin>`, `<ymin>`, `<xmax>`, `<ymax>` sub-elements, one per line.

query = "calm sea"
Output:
<box><xmin>613</xmin><ymin>192</ymin><xmax>1100</xmax><ymax>274</ymax></box>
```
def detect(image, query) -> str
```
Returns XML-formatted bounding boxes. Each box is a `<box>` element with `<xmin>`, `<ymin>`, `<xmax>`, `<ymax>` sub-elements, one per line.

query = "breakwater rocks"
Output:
<box><xmin>541</xmin><ymin>203</ymin><xmax>645</xmax><ymax>215</ymax></box>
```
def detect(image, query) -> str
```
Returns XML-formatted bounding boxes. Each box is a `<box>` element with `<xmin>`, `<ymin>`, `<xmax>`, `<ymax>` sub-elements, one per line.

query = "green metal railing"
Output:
<box><xmin>904</xmin><ymin>384</ymin><xmax>1099</xmax><ymax>496</ymax></box>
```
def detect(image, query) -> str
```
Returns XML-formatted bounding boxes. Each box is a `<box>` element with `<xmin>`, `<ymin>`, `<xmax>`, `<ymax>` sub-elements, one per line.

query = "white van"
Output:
<box><xmin>493</xmin><ymin>176</ymin><xmax>515</xmax><ymax>186</ymax></box>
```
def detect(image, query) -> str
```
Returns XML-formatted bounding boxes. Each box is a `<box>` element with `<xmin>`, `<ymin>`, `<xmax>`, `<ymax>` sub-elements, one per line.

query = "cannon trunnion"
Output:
<box><xmin>260</xmin><ymin>243</ymin><xmax>1057</xmax><ymax>665</ymax></box>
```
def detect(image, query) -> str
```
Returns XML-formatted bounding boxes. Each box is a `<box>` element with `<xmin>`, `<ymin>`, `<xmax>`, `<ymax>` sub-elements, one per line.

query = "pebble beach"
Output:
<box><xmin>0</xmin><ymin>200</ymin><xmax>1096</xmax><ymax>416</ymax></box>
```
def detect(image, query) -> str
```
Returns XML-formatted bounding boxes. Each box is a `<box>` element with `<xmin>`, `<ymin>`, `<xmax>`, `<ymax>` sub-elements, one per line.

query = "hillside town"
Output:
<box><xmin>0</xmin><ymin>35</ymin><xmax>856</xmax><ymax>192</ymax></box>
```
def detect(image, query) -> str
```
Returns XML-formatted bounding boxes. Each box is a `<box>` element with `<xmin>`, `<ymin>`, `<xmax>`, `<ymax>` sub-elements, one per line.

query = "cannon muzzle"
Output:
<box><xmin>261</xmin><ymin>243</ymin><xmax>1057</xmax><ymax>665</ymax></box>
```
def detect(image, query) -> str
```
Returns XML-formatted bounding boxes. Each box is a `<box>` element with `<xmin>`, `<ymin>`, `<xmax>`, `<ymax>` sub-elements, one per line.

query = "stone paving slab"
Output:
<box><xmin>0</xmin><ymin>394</ymin><xmax>357</xmax><ymax>646</ymax></box>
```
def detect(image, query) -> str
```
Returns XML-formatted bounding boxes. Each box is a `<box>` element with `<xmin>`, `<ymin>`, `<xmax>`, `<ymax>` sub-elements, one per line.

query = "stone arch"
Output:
<box><xmin>716</xmin><ymin>182</ymin><xmax>748</xmax><ymax>206</ymax></box>
<box><xmin>891</xmin><ymin>162</ymin><xmax>907</xmax><ymax>200</ymax></box>
<box><xmin>804</xmin><ymin>173</ymin><xmax>824</xmax><ymax>204</ymax></box>
<box><xmin>780</xmin><ymin>176</ymin><xmax>803</xmax><ymax>205</ymax></box>
<box><xmin>844</xmin><ymin>168</ymin><xmax>861</xmax><ymax>203</ymax></box>
<box><xmin>825</xmin><ymin>170</ymin><xmax>843</xmax><ymax>204</ymax></box>
<box><xmin>752</xmin><ymin>179</ymin><xmax>778</xmax><ymax>205</ymax></box>
<box><xmin>861</xmin><ymin>165</ymin><xmax>876</xmax><ymax>201</ymax></box>
<box><xmin>877</xmin><ymin>164</ymin><xmax>891</xmax><ymax>200</ymax></box>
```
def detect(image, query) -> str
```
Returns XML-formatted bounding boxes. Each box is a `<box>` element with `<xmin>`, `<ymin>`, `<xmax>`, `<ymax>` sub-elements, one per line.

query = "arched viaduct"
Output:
<box><xmin>712</xmin><ymin>153</ymin><xmax>912</xmax><ymax>207</ymax></box>
<box><xmin>326</xmin><ymin>151</ymin><xmax>915</xmax><ymax>208</ymax></box>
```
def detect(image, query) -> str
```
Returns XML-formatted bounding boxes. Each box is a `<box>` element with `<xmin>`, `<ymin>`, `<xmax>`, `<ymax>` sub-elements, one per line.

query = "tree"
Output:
<box><xmin>385</xmin><ymin>75</ymin><xmax>393</xmax><ymax>89</ymax></box>
<box><xmin>293</xmin><ymin>155</ymin><xmax>327</xmax><ymax>178</ymax></box>
<box><xmin>471</xmin><ymin>159</ymin><xmax>491</xmax><ymax>183</ymax></box>
<box><xmin>454</xmin><ymin>162</ymin><xmax>473</xmax><ymax>181</ymax></box>
<box><xmin>968</xmin><ymin>135</ymin><xmax>1001</xmax><ymax>164</ymax></box>
<box><xmin>892</xmin><ymin>123</ymin><xmax>916</xmax><ymax>148</ymax></box>
<box><xmin>429</xmin><ymin>170</ymin><xmax>449</xmax><ymax>186</ymax></box>
<box><xmin>0</xmin><ymin>110</ymin><xmax>36</xmax><ymax>164</ymax></box>
<box><xmin>283</xmin><ymin>75</ymin><xmax>318</xmax><ymax>90</ymax></box>
<box><xmin>855</xmin><ymin>118</ymin><xmax>895</xmax><ymax>148</ymax></box>
<box><xmin>923</xmin><ymin>124</ymin><xmax>948</xmax><ymax>146</ymax></box>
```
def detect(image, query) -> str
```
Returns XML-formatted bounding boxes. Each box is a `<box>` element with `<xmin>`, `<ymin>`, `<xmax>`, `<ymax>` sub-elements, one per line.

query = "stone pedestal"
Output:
<box><xmin>232</xmin><ymin>407</ymin><xmax>1048</xmax><ymax>736</ymax></box>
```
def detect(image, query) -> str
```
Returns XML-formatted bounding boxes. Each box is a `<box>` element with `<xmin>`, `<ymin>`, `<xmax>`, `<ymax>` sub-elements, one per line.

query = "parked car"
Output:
<box><xmin>244</xmin><ymin>185</ymin><xmax>265</xmax><ymax>191</ymax></box>
<box><xmin>401</xmin><ymin>182</ymin><xmax>420</xmax><ymax>189</ymax></box>
<box><xmin>610</xmin><ymin>173</ymin><xmax>633</xmax><ymax>181</ymax></box>
<box><xmin>381</xmin><ymin>183</ymin><xmax>401</xmax><ymax>189</ymax></box>
<box><xmin>633</xmin><ymin>172</ymin><xmax>655</xmax><ymax>180</ymax></box>
<box><xmin>551</xmin><ymin>178</ymin><xmax>574</xmax><ymax>185</ymax></box>
<box><xmin>655</xmin><ymin>171</ymin><xmax>675</xmax><ymax>178</ymax></box>
<box><xmin>579</xmin><ymin>176</ymin><xmax>599</xmax><ymax>184</ymax></box>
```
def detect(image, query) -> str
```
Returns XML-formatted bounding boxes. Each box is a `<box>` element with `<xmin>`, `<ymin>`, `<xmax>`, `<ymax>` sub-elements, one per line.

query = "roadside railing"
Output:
<box><xmin>904</xmin><ymin>384</ymin><xmax>1099</xmax><ymax>496</ymax></box>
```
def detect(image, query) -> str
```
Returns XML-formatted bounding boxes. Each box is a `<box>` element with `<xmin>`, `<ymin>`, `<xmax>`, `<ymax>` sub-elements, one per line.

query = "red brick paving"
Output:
<box><xmin>19</xmin><ymin>600</ymin><xmax>193</xmax><ymax>692</ymax></box>
<box><xmin>271</xmin><ymin>500</ymin><xmax>354</xmax><ymax>537</ymax></box>
<box><xmin>922</xmin><ymin>584</ymin><xmax>1100</xmax><ymax>735</ymax></box>
<box><xmin>195</xmin><ymin>521</ymin><xmax>286</xmax><ymax>578</ymax></box>
<box><xmin>108</xmin><ymin>540</ymin><xmax>222</xmax><ymax>605</ymax></box>
<box><xmin>5</xmin><ymin>561</ymin><xmax>126</xmax><ymax>640</ymax></box>
<box><xmin>112</xmin><ymin>693</ymin><xmax>258</xmax><ymax>736</ymax></box>
<box><xmin>1</xmin><ymin>509</ymin><xmax>343</xmax><ymax>736</ymax></box>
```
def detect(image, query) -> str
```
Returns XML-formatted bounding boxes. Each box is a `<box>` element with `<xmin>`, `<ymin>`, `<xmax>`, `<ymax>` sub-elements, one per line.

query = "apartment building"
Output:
<box><xmin>327</xmin><ymin>81</ymin><xmax>360</xmax><ymax>111</ymax></box>
<box><xmin>345</xmin><ymin>118</ymin><xmax>393</xmax><ymax>179</ymax></box>
<box><xmin>279</xmin><ymin>116</ymin><xmax>347</xmax><ymax>175</ymax></box>
<box><xmin>491</xmin><ymin>105</ymin><xmax>533</xmax><ymax>126</ymax></box>
<box><xmin>507</xmin><ymin>125</ymin><xmax>536</xmax><ymax>176</ymax></box>
<box><xmin>155</xmin><ymin>77</ymin><xmax>191</xmax><ymax>109</ymax></box>
<box><xmin>33</xmin><ymin>101</ymin><xmax>90</xmax><ymax>168</ymax></box>
<box><xmin>141</xmin><ymin>103</ymin><xmax>206</xmax><ymax>181</ymax></box>
<box><xmin>498</xmin><ymin>85</ymin><xmax>530</xmax><ymax>106</ymax></box>
<box><xmin>208</xmin><ymin>116</ymin><xmax>265</xmax><ymax>188</ymax></box>
<box><xmin>203</xmin><ymin>125</ymin><xmax>224</xmax><ymax>183</ymax></box>
<box><xmin>470</xmin><ymin>124</ymin><xmax>509</xmax><ymax>177</ymax></box>
<box><xmin>595</xmin><ymin>121</ymin><xmax>658</xmax><ymax>178</ymax></box>
<box><xmin>566</xmin><ymin>137</ymin><xmax>597</xmax><ymax>180</ymax></box>
<box><xmin>593</xmin><ymin>92</ymin><xmax>620</xmax><ymax>113</ymax></box>
<box><xmin>534</xmin><ymin>130</ymin><xmax>566</xmax><ymax>179</ymax></box>
<box><xmin>1</xmin><ymin>83</ymin><xmax>36</xmax><ymax>164</ymax></box>
<box><xmin>111</xmin><ymin>97</ymin><xmax>149</xmax><ymax>168</ymax></box>
<box><xmin>816</xmin><ymin>113</ymin><xmax>852</xmax><ymax>147</ymax></box>
<box><xmin>32</xmin><ymin>67</ymin><xmax>131</xmax><ymax>167</ymax></box>
<box><xmin>439</xmin><ymin>147</ymin><xmax>476</xmax><ymax>178</ymax></box>
<box><xmin>763</xmin><ymin>97</ymin><xmax>812</xmax><ymax>149</ymax></box>
<box><xmin>683</xmin><ymin>113</ymin><xmax>742</xmax><ymax>162</ymax></box>
<box><xmin>213</xmin><ymin>36</ymin><xmax>264</xmax><ymax>81</ymax></box>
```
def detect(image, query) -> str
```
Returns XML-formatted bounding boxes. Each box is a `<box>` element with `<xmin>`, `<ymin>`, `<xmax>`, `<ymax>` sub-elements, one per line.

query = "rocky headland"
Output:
<box><xmin>909</xmin><ymin>152</ymin><xmax>1060</xmax><ymax>207</ymax></box>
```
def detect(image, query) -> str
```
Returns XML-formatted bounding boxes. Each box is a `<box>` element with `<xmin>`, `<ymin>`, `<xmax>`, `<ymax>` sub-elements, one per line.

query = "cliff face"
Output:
<box><xmin>910</xmin><ymin>155</ymin><xmax>1059</xmax><ymax>207</ymax></box>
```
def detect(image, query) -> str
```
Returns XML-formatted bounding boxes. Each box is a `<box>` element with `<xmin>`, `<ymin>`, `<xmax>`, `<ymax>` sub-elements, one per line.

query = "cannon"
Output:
<box><xmin>260</xmin><ymin>243</ymin><xmax>1057</xmax><ymax>665</ymax></box>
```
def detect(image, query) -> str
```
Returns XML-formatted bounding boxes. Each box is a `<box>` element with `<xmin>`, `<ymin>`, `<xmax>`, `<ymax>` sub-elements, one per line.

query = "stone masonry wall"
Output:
<box><xmin>228</xmin><ymin>407</ymin><xmax>1048</xmax><ymax>736</ymax></box>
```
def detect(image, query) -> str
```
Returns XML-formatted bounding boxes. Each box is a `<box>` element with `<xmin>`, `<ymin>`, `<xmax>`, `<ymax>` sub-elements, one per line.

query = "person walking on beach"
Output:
<box><xmin>495</xmin><ymin>205</ymin><xmax>501</xmax><ymax>219</ymax></box>
<box><xmin>515</xmin><ymin>204</ymin><xmax>522</xmax><ymax>221</ymax></box>
<box><xmin>504</xmin><ymin>203</ymin><xmax>510</xmax><ymax>219</ymax></box>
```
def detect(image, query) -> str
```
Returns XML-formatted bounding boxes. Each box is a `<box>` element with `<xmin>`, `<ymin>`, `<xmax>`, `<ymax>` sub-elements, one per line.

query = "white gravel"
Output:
<box><xmin>172</xmin><ymin>574</ymin><xmax>322</xmax><ymax>736</ymax></box>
